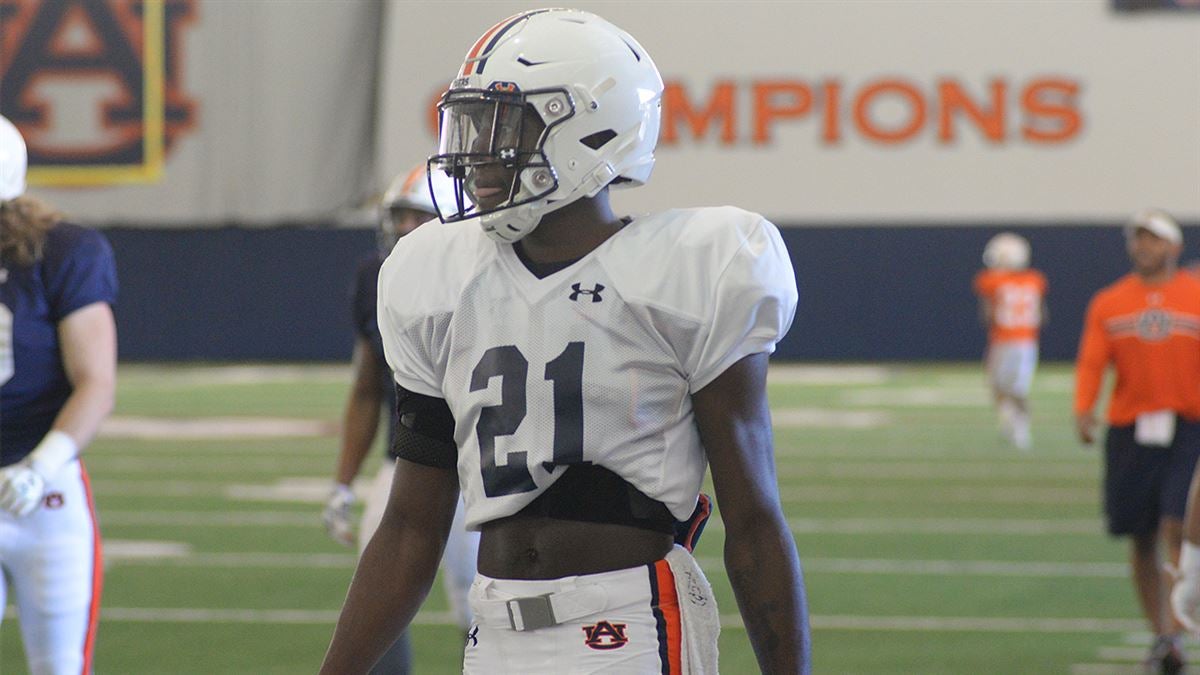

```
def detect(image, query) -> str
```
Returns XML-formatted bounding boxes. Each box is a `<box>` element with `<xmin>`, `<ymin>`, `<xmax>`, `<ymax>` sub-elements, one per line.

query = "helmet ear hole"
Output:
<box><xmin>580</xmin><ymin>130</ymin><xmax>617</xmax><ymax>150</ymax></box>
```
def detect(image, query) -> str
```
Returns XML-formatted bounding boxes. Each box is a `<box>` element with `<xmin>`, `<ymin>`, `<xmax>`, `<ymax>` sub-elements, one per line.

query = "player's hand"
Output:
<box><xmin>1172</xmin><ymin>573</ymin><xmax>1200</xmax><ymax>632</ymax></box>
<box><xmin>322</xmin><ymin>483</ymin><xmax>356</xmax><ymax>546</ymax></box>
<box><xmin>1075</xmin><ymin>412</ymin><xmax>1096</xmax><ymax>445</ymax></box>
<box><xmin>0</xmin><ymin>463</ymin><xmax>47</xmax><ymax>517</ymax></box>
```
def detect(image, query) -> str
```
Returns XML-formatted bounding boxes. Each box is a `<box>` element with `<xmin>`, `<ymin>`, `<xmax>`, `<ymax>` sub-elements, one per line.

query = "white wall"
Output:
<box><xmin>12</xmin><ymin>0</ymin><xmax>1198</xmax><ymax>225</ymax></box>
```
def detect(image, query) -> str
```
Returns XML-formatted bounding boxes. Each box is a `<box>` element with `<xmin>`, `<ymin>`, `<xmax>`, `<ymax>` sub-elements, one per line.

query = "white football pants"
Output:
<box><xmin>0</xmin><ymin>459</ymin><xmax>101</xmax><ymax>675</ymax></box>
<box><xmin>464</xmin><ymin>553</ymin><xmax>711</xmax><ymax>674</ymax></box>
<box><xmin>986</xmin><ymin>339</ymin><xmax>1038</xmax><ymax>399</ymax></box>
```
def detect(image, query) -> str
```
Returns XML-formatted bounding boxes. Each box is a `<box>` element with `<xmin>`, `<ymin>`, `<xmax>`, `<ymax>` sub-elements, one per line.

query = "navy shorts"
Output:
<box><xmin>1104</xmin><ymin>416</ymin><xmax>1200</xmax><ymax>536</ymax></box>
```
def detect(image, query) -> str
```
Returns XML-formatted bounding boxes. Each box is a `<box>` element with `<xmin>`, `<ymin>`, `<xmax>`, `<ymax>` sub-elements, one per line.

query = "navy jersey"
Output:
<box><xmin>351</xmin><ymin>252</ymin><xmax>399</xmax><ymax>456</ymax></box>
<box><xmin>1</xmin><ymin>223</ymin><xmax>117</xmax><ymax>467</ymax></box>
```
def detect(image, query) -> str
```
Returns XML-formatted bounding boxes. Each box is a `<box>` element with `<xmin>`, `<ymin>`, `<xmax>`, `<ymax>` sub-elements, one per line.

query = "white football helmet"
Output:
<box><xmin>0</xmin><ymin>115</ymin><xmax>28</xmax><ymax>201</ymax></box>
<box><xmin>429</xmin><ymin>8</ymin><xmax>664</xmax><ymax>243</ymax></box>
<box><xmin>983</xmin><ymin>233</ymin><xmax>1031</xmax><ymax>270</ymax></box>
<box><xmin>378</xmin><ymin>163</ymin><xmax>456</xmax><ymax>251</ymax></box>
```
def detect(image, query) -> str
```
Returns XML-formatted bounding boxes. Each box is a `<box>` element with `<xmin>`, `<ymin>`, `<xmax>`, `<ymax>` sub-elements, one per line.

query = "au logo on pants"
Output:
<box><xmin>582</xmin><ymin>620</ymin><xmax>628</xmax><ymax>650</ymax></box>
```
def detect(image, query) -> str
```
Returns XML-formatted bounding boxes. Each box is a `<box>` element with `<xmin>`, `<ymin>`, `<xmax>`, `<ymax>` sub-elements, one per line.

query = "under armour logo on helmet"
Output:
<box><xmin>569</xmin><ymin>283</ymin><xmax>605</xmax><ymax>303</ymax></box>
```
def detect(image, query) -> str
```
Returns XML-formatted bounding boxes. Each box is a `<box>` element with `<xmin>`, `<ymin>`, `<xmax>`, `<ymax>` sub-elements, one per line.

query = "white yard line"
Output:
<box><xmin>110</xmin><ymin>552</ymin><xmax>360</xmax><ymax>568</ymax></box>
<box><xmin>780</xmin><ymin>485</ymin><xmax>1095</xmax><ymax>504</ymax></box>
<box><xmin>105</xmin><ymin>548</ymin><xmax>1125</xmax><ymax>579</ymax></box>
<box><xmin>786</xmin><ymin>558</ymin><xmax>1125</xmax><ymax>578</ymax></box>
<box><xmin>778</xmin><ymin>517</ymin><xmax>1101</xmax><ymax>535</ymax></box>
<box><xmin>102</xmin><ymin>511</ymin><xmax>316</xmax><ymax>526</ymax></box>
<box><xmin>1070</xmin><ymin>666</ymin><xmax>1145</xmax><ymax>675</ymax></box>
<box><xmin>796</xmin><ymin>461</ymin><xmax>1094</xmax><ymax>481</ymax></box>
<box><xmin>806</xmin><ymin>615</ymin><xmax>1144</xmax><ymax>633</ymax></box>
<box><xmin>0</xmin><ymin>605</ymin><xmax>1142</xmax><ymax>633</ymax></box>
<box><xmin>85</xmin><ymin>457</ymin><xmax>335</xmax><ymax>473</ymax></box>
<box><xmin>100</xmin><ymin>416</ymin><xmax>335</xmax><ymax>439</ymax></box>
<box><xmin>771</xmin><ymin>408</ymin><xmax>892</xmax><ymax>429</ymax></box>
<box><xmin>96</xmin><ymin>509</ymin><xmax>1103</xmax><ymax>536</ymax></box>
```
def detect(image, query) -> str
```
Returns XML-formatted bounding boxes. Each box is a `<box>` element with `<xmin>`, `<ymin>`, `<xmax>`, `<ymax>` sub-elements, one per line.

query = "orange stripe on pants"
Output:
<box><xmin>654</xmin><ymin>559</ymin><xmax>683</xmax><ymax>674</ymax></box>
<box><xmin>80</xmin><ymin>463</ymin><xmax>103</xmax><ymax>675</ymax></box>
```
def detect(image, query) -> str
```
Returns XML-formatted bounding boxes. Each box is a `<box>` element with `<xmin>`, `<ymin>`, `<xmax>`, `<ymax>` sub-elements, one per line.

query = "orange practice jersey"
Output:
<box><xmin>1074</xmin><ymin>272</ymin><xmax>1200</xmax><ymax>424</ymax></box>
<box><xmin>973</xmin><ymin>269</ymin><xmax>1047</xmax><ymax>343</ymax></box>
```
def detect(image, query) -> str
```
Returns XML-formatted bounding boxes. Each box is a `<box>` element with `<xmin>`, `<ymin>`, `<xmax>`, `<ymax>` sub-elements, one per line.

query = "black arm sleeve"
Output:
<box><xmin>390</xmin><ymin>384</ymin><xmax>457</xmax><ymax>470</ymax></box>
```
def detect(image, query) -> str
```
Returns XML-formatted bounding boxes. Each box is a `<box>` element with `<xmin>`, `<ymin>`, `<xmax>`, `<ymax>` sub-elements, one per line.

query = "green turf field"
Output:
<box><xmin>0</xmin><ymin>362</ymin><xmax>1166</xmax><ymax>673</ymax></box>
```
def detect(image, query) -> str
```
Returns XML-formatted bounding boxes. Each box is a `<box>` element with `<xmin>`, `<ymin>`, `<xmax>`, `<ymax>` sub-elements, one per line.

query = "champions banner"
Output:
<box><xmin>379</xmin><ymin>1</ymin><xmax>1200</xmax><ymax>224</ymax></box>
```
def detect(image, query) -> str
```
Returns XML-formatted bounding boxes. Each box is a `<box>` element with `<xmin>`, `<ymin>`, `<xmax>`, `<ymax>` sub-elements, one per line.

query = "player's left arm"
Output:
<box><xmin>54</xmin><ymin>301</ymin><xmax>118</xmax><ymax>448</ymax></box>
<box><xmin>693</xmin><ymin>351</ymin><xmax>810</xmax><ymax>674</ymax></box>
<box><xmin>0</xmin><ymin>301</ymin><xmax>116</xmax><ymax>517</ymax></box>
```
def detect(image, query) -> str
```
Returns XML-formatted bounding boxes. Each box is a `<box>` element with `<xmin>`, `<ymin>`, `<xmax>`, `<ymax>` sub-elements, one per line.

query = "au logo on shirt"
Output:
<box><xmin>0</xmin><ymin>0</ymin><xmax>197</xmax><ymax>186</ymax></box>
<box><xmin>582</xmin><ymin>620</ymin><xmax>628</xmax><ymax>650</ymax></box>
<box><xmin>1137</xmin><ymin>308</ymin><xmax>1173</xmax><ymax>342</ymax></box>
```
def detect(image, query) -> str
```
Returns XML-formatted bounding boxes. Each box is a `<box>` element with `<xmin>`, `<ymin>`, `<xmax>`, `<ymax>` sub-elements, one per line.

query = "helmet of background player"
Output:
<box><xmin>982</xmin><ymin>233</ymin><xmax>1031</xmax><ymax>271</ymax></box>
<box><xmin>377</xmin><ymin>163</ymin><xmax>456</xmax><ymax>252</ymax></box>
<box><xmin>429</xmin><ymin>8</ymin><xmax>664</xmax><ymax>243</ymax></box>
<box><xmin>0</xmin><ymin>115</ymin><xmax>28</xmax><ymax>202</ymax></box>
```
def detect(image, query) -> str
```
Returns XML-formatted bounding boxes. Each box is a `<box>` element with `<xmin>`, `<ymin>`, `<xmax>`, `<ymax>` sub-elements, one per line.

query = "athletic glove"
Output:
<box><xmin>0</xmin><ymin>431</ymin><xmax>77</xmax><ymax>518</ymax></box>
<box><xmin>1172</xmin><ymin>541</ymin><xmax>1200</xmax><ymax>632</ymax></box>
<box><xmin>322</xmin><ymin>483</ymin><xmax>356</xmax><ymax>547</ymax></box>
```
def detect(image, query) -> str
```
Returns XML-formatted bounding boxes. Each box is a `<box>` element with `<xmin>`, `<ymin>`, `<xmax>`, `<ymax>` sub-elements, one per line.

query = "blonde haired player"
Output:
<box><xmin>0</xmin><ymin>115</ymin><xmax>116</xmax><ymax>674</ymax></box>
<box><xmin>973</xmin><ymin>233</ymin><xmax>1047</xmax><ymax>450</ymax></box>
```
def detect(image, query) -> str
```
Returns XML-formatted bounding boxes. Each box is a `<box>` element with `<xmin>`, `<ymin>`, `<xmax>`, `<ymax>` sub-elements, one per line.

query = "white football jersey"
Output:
<box><xmin>378</xmin><ymin>206</ymin><xmax>797</xmax><ymax>530</ymax></box>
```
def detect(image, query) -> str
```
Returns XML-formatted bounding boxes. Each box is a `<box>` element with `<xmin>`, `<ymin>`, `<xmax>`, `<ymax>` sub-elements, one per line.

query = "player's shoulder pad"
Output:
<box><xmin>604</xmin><ymin>206</ymin><xmax>797</xmax><ymax>319</ymax></box>
<box><xmin>377</xmin><ymin>218</ymin><xmax>495</xmax><ymax>325</ymax></box>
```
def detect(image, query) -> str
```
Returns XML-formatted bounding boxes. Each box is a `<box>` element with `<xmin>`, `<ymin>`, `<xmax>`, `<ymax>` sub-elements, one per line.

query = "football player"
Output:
<box><xmin>0</xmin><ymin>115</ymin><xmax>117</xmax><ymax>674</ymax></box>
<box><xmin>321</xmin><ymin>9</ymin><xmax>808</xmax><ymax>674</ymax></box>
<box><xmin>321</xmin><ymin>164</ymin><xmax>480</xmax><ymax>672</ymax></box>
<box><xmin>973</xmin><ymin>233</ymin><xmax>1047</xmax><ymax>450</ymax></box>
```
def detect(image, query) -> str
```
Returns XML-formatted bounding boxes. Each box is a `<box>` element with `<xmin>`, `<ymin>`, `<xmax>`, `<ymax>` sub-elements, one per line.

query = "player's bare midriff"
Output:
<box><xmin>478</xmin><ymin>514</ymin><xmax>673</xmax><ymax>580</ymax></box>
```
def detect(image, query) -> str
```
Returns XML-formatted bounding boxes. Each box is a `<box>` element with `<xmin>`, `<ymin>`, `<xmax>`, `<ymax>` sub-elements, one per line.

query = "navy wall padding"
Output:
<box><xmin>103</xmin><ymin>223</ymin><xmax>1192</xmax><ymax>362</ymax></box>
<box><xmin>106</xmin><ymin>227</ymin><xmax>373</xmax><ymax>361</ymax></box>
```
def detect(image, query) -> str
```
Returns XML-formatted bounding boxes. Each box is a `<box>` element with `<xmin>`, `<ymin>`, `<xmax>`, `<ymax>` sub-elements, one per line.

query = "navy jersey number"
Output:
<box><xmin>469</xmin><ymin>342</ymin><xmax>585</xmax><ymax>497</ymax></box>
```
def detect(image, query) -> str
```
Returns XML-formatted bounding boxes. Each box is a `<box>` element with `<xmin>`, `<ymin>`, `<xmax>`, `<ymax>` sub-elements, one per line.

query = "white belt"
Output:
<box><xmin>473</xmin><ymin>584</ymin><xmax>608</xmax><ymax>632</ymax></box>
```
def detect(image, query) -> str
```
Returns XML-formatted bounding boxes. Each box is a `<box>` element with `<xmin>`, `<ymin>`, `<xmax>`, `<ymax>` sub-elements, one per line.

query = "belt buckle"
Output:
<box><xmin>506</xmin><ymin>593</ymin><xmax>556</xmax><ymax>632</ymax></box>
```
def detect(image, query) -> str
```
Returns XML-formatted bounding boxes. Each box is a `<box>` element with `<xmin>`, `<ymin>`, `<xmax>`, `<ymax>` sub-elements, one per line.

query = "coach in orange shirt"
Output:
<box><xmin>1075</xmin><ymin>208</ymin><xmax>1199</xmax><ymax>674</ymax></box>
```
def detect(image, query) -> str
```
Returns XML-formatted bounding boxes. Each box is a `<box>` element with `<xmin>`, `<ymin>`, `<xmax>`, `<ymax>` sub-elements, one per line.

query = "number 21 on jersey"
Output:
<box><xmin>470</xmin><ymin>342</ymin><xmax>584</xmax><ymax>497</ymax></box>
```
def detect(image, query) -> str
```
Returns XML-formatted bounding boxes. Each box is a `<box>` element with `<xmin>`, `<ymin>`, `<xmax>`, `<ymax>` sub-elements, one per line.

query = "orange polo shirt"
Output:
<box><xmin>973</xmin><ymin>269</ymin><xmax>1047</xmax><ymax>343</ymax></box>
<box><xmin>1074</xmin><ymin>271</ymin><xmax>1200</xmax><ymax>424</ymax></box>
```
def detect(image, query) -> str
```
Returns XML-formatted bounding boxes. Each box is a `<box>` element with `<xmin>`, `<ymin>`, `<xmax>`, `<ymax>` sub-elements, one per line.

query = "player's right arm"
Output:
<box><xmin>973</xmin><ymin>272</ymin><xmax>994</xmax><ymax>329</ymax></box>
<box><xmin>320</xmin><ymin>456</ymin><xmax>458</xmax><ymax>673</ymax></box>
<box><xmin>1073</xmin><ymin>295</ymin><xmax>1110</xmax><ymax>445</ymax></box>
<box><xmin>323</xmin><ymin>337</ymin><xmax>386</xmax><ymax>545</ymax></box>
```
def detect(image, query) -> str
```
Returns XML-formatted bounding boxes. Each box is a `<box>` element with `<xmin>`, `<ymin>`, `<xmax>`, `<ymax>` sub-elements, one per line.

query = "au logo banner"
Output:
<box><xmin>0</xmin><ymin>0</ymin><xmax>196</xmax><ymax>186</ymax></box>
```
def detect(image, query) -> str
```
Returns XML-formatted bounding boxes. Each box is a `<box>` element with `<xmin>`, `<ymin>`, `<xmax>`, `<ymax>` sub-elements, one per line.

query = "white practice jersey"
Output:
<box><xmin>378</xmin><ymin>206</ymin><xmax>797</xmax><ymax>530</ymax></box>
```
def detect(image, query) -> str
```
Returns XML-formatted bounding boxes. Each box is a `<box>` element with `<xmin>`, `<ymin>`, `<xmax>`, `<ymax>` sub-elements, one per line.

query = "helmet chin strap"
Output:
<box><xmin>479</xmin><ymin>161</ymin><xmax>616</xmax><ymax>244</ymax></box>
<box><xmin>482</xmin><ymin>201</ymin><xmax>545</xmax><ymax>243</ymax></box>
